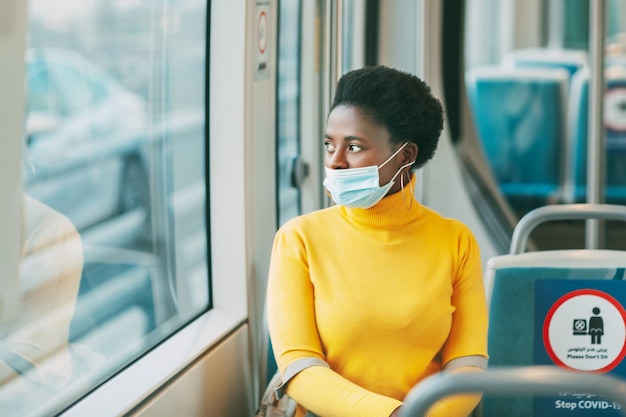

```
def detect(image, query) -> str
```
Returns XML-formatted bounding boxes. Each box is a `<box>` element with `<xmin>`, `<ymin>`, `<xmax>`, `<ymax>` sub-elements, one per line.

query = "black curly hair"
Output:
<box><xmin>330</xmin><ymin>65</ymin><xmax>444</xmax><ymax>169</ymax></box>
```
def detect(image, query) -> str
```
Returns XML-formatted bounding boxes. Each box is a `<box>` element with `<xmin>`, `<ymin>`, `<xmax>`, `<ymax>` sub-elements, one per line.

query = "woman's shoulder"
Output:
<box><xmin>277</xmin><ymin>206</ymin><xmax>340</xmax><ymax>233</ymax></box>
<box><xmin>419</xmin><ymin>204</ymin><xmax>475</xmax><ymax>236</ymax></box>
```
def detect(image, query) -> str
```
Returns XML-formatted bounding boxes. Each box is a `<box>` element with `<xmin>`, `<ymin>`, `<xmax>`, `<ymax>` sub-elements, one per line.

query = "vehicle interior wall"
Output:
<box><xmin>131</xmin><ymin>325</ymin><xmax>253</xmax><ymax>417</ymax></box>
<box><xmin>245</xmin><ymin>0</ymin><xmax>279</xmax><ymax>402</ymax></box>
<box><xmin>0</xmin><ymin>0</ymin><xmax>25</xmax><ymax>330</ymax></box>
<box><xmin>377</xmin><ymin>0</ymin><xmax>502</xmax><ymax>267</ymax></box>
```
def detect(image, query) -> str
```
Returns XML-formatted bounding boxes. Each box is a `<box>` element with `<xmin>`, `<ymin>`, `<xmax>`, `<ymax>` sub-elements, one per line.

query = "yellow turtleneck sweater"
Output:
<box><xmin>267</xmin><ymin>181</ymin><xmax>488</xmax><ymax>417</ymax></box>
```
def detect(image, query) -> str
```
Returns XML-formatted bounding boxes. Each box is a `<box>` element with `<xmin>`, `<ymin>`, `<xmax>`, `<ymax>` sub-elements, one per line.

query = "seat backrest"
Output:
<box><xmin>502</xmin><ymin>47</ymin><xmax>588</xmax><ymax>80</ymax></box>
<box><xmin>484</xmin><ymin>250</ymin><xmax>626</xmax><ymax>417</ymax></box>
<box><xmin>466</xmin><ymin>66</ymin><xmax>569</xmax><ymax>210</ymax></box>
<box><xmin>482</xmin><ymin>204</ymin><xmax>626</xmax><ymax>417</ymax></box>
<box><xmin>565</xmin><ymin>64</ymin><xmax>626</xmax><ymax>203</ymax></box>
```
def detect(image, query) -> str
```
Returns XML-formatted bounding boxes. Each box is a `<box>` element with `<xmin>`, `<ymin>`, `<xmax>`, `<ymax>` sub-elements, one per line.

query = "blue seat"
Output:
<box><xmin>466</xmin><ymin>66</ymin><xmax>570</xmax><ymax>211</ymax></box>
<box><xmin>565</xmin><ymin>65</ymin><xmax>626</xmax><ymax>204</ymax></box>
<box><xmin>482</xmin><ymin>204</ymin><xmax>626</xmax><ymax>417</ymax></box>
<box><xmin>266</xmin><ymin>338</ymin><xmax>278</xmax><ymax>386</ymax></box>
<box><xmin>502</xmin><ymin>48</ymin><xmax>588</xmax><ymax>80</ymax></box>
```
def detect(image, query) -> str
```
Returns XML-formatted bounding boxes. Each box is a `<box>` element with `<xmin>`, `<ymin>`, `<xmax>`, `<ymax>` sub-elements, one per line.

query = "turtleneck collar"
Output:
<box><xmin>338</xmin><ymin>175</ymin><xmax>423</xmax><ymax>229</ymax></box>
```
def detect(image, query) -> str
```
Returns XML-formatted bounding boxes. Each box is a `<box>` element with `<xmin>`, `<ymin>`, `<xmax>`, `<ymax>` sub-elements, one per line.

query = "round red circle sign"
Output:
<box><xmin>543</xmin><ymin>289</ymin><xmax>626</xmax><ymax>373</ymax></box>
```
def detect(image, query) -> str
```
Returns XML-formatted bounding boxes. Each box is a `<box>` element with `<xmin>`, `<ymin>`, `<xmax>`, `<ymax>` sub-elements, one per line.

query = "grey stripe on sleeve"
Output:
<box><xmin>275</xmin><ymin>357</ymin><xmax>330</xmax><ymax>399</ymax></box>
<box><xmin>444</xmin><ymin>355</ymin><xmax>488</xmax><ymax>371</ymax></box>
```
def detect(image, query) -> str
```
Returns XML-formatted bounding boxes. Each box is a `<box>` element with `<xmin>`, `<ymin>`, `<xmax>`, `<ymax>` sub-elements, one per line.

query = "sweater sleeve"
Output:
<box><xmin>432</xmin><ymin>227</ymin><xmax>488</xmax><ymax>417</ymax></box>
<box><xmin>266</xmin><ymin>226</ymin><xmax>403</xmax><ymax>417</ymax></box>
<box><xmin>442</xmin><ymin>227</ymin><xmax>489</xmax><ymax>363</ymax></box>
<box><xmin>287</xmin><ymin>366</ymin><xmax>404</xmax><ymax>417</ymax></box>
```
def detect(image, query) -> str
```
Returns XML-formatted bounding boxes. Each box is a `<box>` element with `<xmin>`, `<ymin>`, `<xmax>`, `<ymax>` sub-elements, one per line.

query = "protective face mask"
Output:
<box><xmin>323</xmin><ymin>142</ymin><xmax>414</xmax><ymax>209</ymax></box>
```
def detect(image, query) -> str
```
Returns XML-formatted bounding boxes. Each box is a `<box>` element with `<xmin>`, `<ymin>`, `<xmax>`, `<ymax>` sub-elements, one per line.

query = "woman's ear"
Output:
<box><xmin>403</xmin><ymin>142</ymin><xmax>418</xmax><ymax>165</ymax></box>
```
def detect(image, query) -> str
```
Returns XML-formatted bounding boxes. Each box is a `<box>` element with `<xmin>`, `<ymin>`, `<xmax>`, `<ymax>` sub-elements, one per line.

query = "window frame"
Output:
<box><xmin>63</xmin><ymin>0</ymin><xmax>251</xmax><ymax>414</ymax></box>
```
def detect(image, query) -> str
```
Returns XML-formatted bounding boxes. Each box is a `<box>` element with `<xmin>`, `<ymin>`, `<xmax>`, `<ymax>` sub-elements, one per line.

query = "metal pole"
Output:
<box><xmin>586</xmin><ymin>0</ymin><xmax>606</xmax><ymax>249</ymax></box>
<box><xmin>335</xmin><ymin>0</ymin><xmax>343</xmax><ymax>78</ymax></box>
<box><xmin>547</xmin><ymin>0</ymin><xmax>565</xmax><ymax>49</ymax></box>
<box><xmin>322</xmin><ymin>0</ymin><xmax>342</xmax><ymax>207</ymax></box>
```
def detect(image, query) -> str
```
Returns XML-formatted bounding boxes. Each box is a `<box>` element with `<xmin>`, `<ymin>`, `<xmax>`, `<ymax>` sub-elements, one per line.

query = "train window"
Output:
<box><xmin>3</xmin><ymin>0</ymin><xmax>209</xmax><ymax>415</ymax></box>
<box><xmin>562</xmin><ymin>0</ymin><xmax>625</xmax><ymax>50</ymax></box>
<box><xmin>340</xmin><ymin>0</ymin><xmax>367</xmax><ymax>73</ymax></box>
<box><xmin>277</xmin><ymin>0</ymin><xmax>302</xmax><ymax>226</ymax></box>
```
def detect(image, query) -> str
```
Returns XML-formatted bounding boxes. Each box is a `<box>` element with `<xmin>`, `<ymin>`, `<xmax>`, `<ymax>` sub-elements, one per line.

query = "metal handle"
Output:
<box><xmin>510</xmin><ymin>204</ymin><xmax>626</xmax><ymax>254</ymax></box>
<box><xmin>289</xmin><ymin>154</ymin><xmax>310</xmax><ymax>188</ymax></box>
<box><xmin>401</xmin><ymin>366</ymin><xmax>626</xmax><ymax>417</ymax></box>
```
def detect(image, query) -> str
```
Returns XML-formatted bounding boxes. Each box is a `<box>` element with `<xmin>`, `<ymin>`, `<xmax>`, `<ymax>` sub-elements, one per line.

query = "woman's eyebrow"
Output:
<box><xmin>323</xmin><ymin>134</ymin><xmax>365</xmax><ymax>141</ymax></box>
<box><xmin>343</xmin><ymin>135</ymin><xmax>366</xmax><ymax>142</ymax></box>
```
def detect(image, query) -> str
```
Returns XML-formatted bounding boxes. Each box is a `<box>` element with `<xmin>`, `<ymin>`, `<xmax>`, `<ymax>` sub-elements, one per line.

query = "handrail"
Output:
<box><xmin>510</xmin><ymin>204</ymin><xmax>626</xmax><ymax>254</ymax></box>
<box><xmin>586</xmin><ymin>0</ymin><xmax>607</xmax><ymax>248</ymax></box>
<box><xmin>401</xmin><ymin>366</ymin><xmax>626</xmax><ymax>417</ymax></box>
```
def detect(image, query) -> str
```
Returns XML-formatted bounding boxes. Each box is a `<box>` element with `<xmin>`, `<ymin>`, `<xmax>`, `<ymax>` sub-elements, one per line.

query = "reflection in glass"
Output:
<box><xmin>2</xmin><ymin>0</ymin><xmax>209</xmax><ymax>415</ymax></box>
<box><xmin>0</xmin><ymin>196</ymin><xmax>83</xmax><ymax>416</ymax></box>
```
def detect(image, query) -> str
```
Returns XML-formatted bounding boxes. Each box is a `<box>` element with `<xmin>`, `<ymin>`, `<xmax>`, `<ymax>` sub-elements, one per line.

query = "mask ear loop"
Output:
<box><xmin>401</xmin><ymin>144</ymin><xmax>418</xmax><ymax>210</ymax></box>
<box><xmin>325</xmin><ymin>188</ymin><xmax>334</xmax><ymax>206</ymax></box>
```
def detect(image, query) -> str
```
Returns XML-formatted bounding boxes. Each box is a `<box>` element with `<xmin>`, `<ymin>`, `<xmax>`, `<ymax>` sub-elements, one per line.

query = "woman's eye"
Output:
<box><xmin>324</xmin><ymin>142</ymin><xmax>336</xmax><ymax>152</ymax></box>
<box><xmin>347</xmin><ymin>144</ymin><xmax>363</xmax><ymax>152</ymax></box>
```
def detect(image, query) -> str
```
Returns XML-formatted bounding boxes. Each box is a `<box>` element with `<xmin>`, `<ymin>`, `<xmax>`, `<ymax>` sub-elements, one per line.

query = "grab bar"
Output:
<box><xmin>510</xmin><ymin>204</ymin><xmax>626</xmax><ymax>254</ymax></box>
<box><xmin>401</xmin><ymin>366</ymin><xmax>626</xmax><ymax>417</ymax></box>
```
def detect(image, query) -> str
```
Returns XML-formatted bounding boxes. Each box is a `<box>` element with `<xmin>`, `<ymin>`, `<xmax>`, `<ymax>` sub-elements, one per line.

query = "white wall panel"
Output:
<box><xmin>132</xmin><ymin>325</ymin><xmax>253</xmax><ymax>417</ymax></box>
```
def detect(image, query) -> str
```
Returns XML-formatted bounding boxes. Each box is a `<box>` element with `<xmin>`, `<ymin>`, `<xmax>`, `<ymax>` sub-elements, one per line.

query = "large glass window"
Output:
<box><xmin>277</xmin><ymin>0</ymin><xmax>302</xmax><ymax>226</ymax></box>
<box><xmin>0</xmin><ymin>1</ymin><xmax>209</xmax><ymax>415</ymax></box>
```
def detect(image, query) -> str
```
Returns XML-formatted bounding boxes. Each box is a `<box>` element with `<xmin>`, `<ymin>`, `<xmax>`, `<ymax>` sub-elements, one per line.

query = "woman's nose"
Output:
<box><xmin>327</xmin><ymin>150</ymin><xmax>348</xmax><ymax>169</ymax></box>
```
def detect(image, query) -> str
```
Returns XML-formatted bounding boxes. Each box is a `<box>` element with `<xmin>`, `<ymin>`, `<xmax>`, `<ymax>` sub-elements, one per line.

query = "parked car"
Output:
<box><xmin>23</xmin><ymin>48</ymin><xmax>151</xmax><ymax>236</ymax></box>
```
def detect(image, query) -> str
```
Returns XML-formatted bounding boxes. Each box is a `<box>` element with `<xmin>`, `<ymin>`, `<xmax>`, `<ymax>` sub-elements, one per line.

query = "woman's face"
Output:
<box><xmin>323</xmin><ymin>105</ymin><xmax>411</xmax><ymax>195</ymax></box>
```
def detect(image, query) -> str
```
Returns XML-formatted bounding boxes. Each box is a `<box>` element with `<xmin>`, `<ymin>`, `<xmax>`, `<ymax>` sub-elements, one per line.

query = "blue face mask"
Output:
<box><xmin>323</xmin><ymin>142</ymin><xmax>414</xmax><ymax>209</ymax></box>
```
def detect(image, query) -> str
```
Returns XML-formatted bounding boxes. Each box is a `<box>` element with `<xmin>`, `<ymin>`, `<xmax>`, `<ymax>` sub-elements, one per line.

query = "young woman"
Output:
<box><xmin>267</xmin><ymin>65</ymin><xmax>488</xmax><ymax>417</ymax></box>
